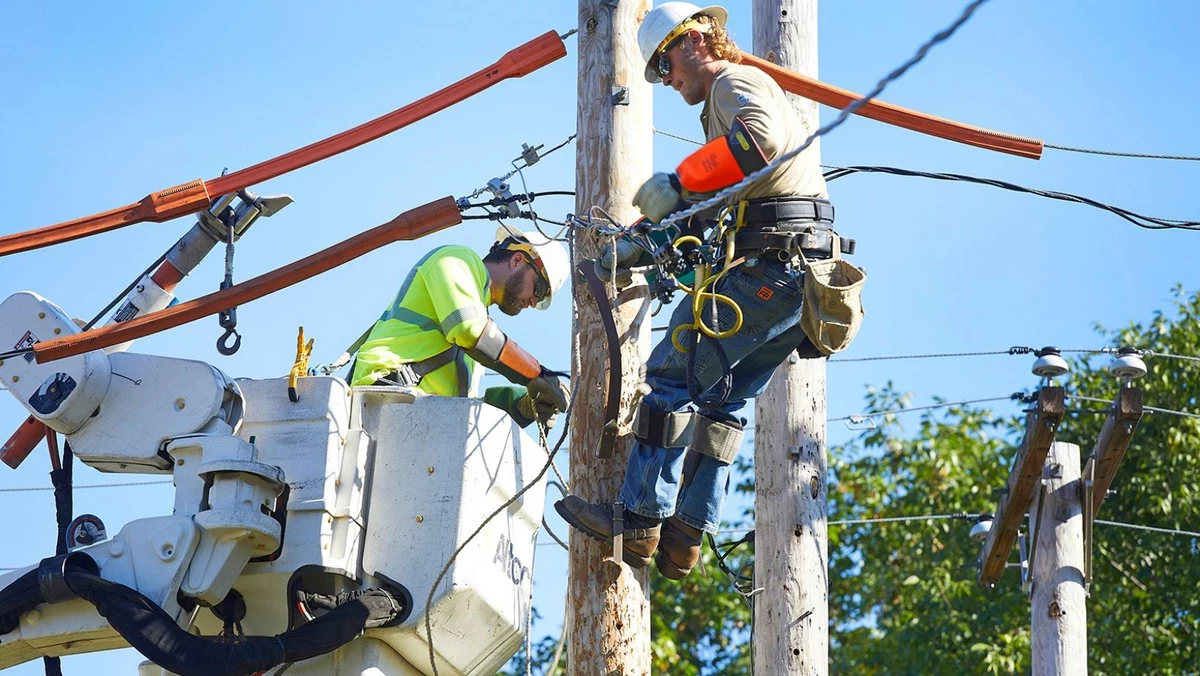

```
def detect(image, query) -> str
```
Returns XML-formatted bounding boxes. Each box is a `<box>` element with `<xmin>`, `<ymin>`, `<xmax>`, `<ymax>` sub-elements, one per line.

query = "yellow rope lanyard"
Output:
<box><xmin>671</xmin><ymin>201</ymin><xmax>747</xmax><ymax>353</ymax></box>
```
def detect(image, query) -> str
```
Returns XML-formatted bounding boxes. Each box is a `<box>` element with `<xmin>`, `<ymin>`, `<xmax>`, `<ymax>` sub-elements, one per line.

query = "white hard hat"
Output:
<box><xmin>638</xmin><ymin>2</ymin><xmax>728</xmax><ymax>83</ymax></box>
<box><xmin>494</xmin><ymin>225</ymin><xmax>569</xmax><ymax>311</ymax></box>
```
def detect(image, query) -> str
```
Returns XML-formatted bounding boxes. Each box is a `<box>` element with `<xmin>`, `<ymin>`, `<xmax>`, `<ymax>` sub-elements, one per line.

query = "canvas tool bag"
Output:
<box><xmin>799</xmin><ymin>236</ymin><xmax>865</xmax><ymax>355</ymax></box>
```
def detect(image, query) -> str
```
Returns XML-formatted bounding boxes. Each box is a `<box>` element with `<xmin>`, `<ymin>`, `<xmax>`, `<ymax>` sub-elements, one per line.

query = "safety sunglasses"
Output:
<box><xmin>525</xmin><ymin>257</ymin><xmax>551</xmax><ymax>303</ymax></box>
<box><xmin>653</xmin><ymin>37</ymin><xmax>685</xmax><ymax>79</ymax></box>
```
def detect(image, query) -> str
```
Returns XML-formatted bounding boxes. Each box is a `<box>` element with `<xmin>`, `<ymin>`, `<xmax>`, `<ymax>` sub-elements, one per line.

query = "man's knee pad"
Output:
<box><xmin>632</xmin><ymin>401</ymin><xmax>695</xmax><ymax>449</ymax></box>
<box><xmin>689</xmin><ymin>412</ymin><xmax>744</xmax><ymax>465</ymax></box>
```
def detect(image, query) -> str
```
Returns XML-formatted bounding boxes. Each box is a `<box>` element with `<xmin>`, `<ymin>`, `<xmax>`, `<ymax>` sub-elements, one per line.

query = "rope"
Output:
<box><xmin>822</xmin><ymin>165</ymin><xmax>1200</xmax><ymax>231</ymax></box>
<box><xmin>423</xmin><ymin>415</ymin><xmax>570</xmax><ymax>676</ymax></box>
<box><xmin>656</xmin><ymin>0</ymin><xmax>992</xmax><ymax>230</ymax></box>
<box><xmin>1045</xmin><ymin>143</ymin><xmax>1200</xmax><ymax>162</ymax></box>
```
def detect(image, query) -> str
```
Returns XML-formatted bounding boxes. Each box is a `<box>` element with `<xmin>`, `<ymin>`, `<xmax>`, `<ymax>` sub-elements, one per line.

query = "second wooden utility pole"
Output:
<box><xmin>751</xmin><ymin>1</ymin><xmax>828</xmax><ymax>674</ymax></box>
<box><xmin>1030</xmin><ymin>441</ymin><xmax>1087</xmax><ymax>675</ymax></box>
<box><xmin>568</xmin><ymin>1</ymin><xmax>653</xmax><ymax>674</ymax></box>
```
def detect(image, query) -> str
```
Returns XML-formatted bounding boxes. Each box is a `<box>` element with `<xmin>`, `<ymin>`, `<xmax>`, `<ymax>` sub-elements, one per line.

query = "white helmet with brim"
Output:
<box><xmin>638</xmin><ymin>2</ymin><xmax>728</xmax><ymax>83</ymax></box>
<box><xmin>493</xmin><ymin>225</ymin><xmax>569</xmax><ymax>311</ymax></box>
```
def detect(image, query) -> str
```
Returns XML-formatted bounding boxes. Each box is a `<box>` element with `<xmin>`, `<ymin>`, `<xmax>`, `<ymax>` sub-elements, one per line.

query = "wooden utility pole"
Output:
<box><xmin>568</xmin><ymin>1</ymin><xmax>653</xmax><ymax>674</ymax></box>
<box><xmin>751</xmin><ymin>1</ymin><xmax>827</xmax><ymax>673</ymax></box>
<box><xmin>1029</xmin><ymin>441</ymin><xmax>1087</xmax><ymax>675</ymax></box>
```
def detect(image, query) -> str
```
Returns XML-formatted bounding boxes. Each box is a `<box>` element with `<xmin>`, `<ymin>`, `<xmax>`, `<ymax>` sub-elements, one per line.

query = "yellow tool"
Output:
<box><xmin>288</xmin><ymin>326</ymin><xmax>315</xmax><ymax>403</ymax></box>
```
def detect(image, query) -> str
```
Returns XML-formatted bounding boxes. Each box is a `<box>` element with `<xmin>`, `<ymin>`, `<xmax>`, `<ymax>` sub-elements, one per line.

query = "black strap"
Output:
<box><xmin>739</xmin><ymin>197</ymin><xmax>835</xmax><ymax>226</ymax></box>
<box><xmin>44</xmin><ymin>441</ymin><xmax>72</xmax><ymax>676</ymax></box>
<box><xmin>735</xmin><ymin>228</ymin><xmax>856</xmax><ymax>257</ymax></box>
<box><xmin>579</xmin><ymin>262</ymin><xmax>622</xmax><ymax>459</ymax></box>
<box><xmin>409</xmin><ymin>346</ymin><xmax>461</xmax><ymax>378</ymax></box>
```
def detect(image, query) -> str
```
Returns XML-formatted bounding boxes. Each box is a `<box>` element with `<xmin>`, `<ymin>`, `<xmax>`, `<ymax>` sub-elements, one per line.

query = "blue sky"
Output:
<box><xmin>1</xmin><ymin>1</ymin><xmax>1197</xmax><ymax>673</ymax></box>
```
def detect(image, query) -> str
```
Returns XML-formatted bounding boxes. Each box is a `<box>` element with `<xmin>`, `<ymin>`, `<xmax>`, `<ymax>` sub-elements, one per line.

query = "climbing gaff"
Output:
<box><xmin>738</xmin><ymin>51</ymin><xmax>1044</xmax><ymax>160</ymax></box>
<box><xmin>31</xmin><ymin>197</ymin><xmax>463</xmax><ymax>364</ymax></box>
<box><xmin>0</xmin><ymin>31</ymin><xmax>567</xmax><ymax>257</ymax></box>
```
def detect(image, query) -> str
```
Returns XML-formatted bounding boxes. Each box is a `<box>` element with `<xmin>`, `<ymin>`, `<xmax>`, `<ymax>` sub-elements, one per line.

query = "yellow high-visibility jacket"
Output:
<box><xmin>351</xmin><ymin>246</ymin><xmax>492</xmax><ymax>395</ymax></box>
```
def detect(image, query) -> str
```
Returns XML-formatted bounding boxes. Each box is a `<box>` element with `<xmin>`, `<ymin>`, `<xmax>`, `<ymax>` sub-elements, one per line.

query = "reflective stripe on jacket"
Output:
<box><xmin>351</xmin><ymin>246</ymin><xmax>492</xmax><ymax>395</ymax></box>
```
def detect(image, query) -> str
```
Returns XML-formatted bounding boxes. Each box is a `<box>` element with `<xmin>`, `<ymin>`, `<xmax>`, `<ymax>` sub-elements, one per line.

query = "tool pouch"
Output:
<box><xmin>799</xmin><ymin>236</ymin><xmax>866</xmax><ymax>355</ymax></box>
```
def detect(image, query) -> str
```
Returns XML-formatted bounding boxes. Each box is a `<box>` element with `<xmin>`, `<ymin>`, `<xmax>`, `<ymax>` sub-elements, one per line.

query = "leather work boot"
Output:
<box><xmin>655</xmin><ymin>516</ymin><xmax>703</xmax><ymax>580</ymax></box>
<box><xmin>554</xmin><ymin>495</ymin><xmax>661</xmax><ymax>568</ymax></box>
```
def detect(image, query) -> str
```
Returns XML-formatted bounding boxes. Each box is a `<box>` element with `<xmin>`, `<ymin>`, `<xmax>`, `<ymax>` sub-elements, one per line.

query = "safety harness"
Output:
<box><xmin>317</xmin><ymin>326</ymin><xmax>471</xmax><ymax>397</ymax></box>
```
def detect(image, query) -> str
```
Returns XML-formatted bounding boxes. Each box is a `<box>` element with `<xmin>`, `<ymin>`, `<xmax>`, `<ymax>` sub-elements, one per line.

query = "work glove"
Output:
<box><xmin>526</xmin><ymin>369</ymin><xmax>571</xmax><ymax>417</ymax></box>
<box><xmin>596</xmin><ymin>237</ymin><xmax>650</xmax><ymax>288</ymax></box>
<box><xmin>632</xmin><ymin>172</ymin><xmax>686</xmax><ymax>223</ymax></box>
<box><xmin>516</xmin><ymin>393</ymin><xmax>561</xmax><ymax>429</ymax></box>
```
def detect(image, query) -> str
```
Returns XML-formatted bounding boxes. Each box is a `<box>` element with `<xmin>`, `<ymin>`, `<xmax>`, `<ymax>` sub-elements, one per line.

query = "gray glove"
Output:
<box><xmin>596</xmin><ymin>237</ymin><xmax>649</xmax><ymax>288</ymax></box>
<box><xmin>526</xmin><ymin>371</ymin><xmax>570</xmax><ymax>416</ymax></box>
<box><xmin>632</xmin><ymin>172</ymin><xmax>685</xmax><ymax>223</ymax></box>
<box><xmin>517</xmin><ymin>394</ymin><xmax>560</xmax><ymax>429</ymax></box>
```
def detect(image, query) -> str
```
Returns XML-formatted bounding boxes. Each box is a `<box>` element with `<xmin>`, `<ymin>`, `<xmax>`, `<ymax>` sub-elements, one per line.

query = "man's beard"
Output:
<box><xmin>496</xmin><ymin>272</ymin><xmax>526</xmax><ymax>316</ymax></box>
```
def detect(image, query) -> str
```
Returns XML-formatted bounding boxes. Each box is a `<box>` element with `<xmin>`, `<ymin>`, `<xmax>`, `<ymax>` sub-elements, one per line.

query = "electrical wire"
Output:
<box><xmin>81</xmin><ymin>247</ymin><xmax>172</xmax><ymax>331</ymax></box>
<box><xmin>0</xmin><ymin>480</ymin><xmax>172</xmax><ymax>493</ymax></box>
<box><xmin>657</xmin><ymin>0</ymin><xmax>992</xmax><ymax>230</ymax></box>
<box><xmin>1095</xmin><ymin>519</ymin><xmax>1200</xmax><ymax>539</ymax></box>
<box><xmin>1045</xmin><ymin>143</ymin><xmax>1200</xmax><ymax>162</ymax></box>
<box><xmin>721</xmin><ymin>514</ymin><xmax>1198</xmax><ymax>536</ymax></box>
<box><xmin>1071</xmin><ymin>394</ymin><xmax>1200</xmax><ymax>420</ymax></box>
<box><xmin>824</xmin><ymin>346</ymin><xmax>1200</xmax><ymax>365</ymax></box>
<box><xmin>830</xmin><ymin>347</ymin><xmax>1035</xmax><ymax>363</ymax></box>
<box><xmin>829</xmin><ymin>394</ymin><xmax>1025</xmax><ymax>424</ymax></box>
<box><xmin>822</xmin><ymin>165</ymin><xmax>1200</xmax><ymax>231</ymax></box>
<box><xmin>652</xmin><ymin>127</ymin><xmax>703</xmax><ymax>146</ymax></box>
<box><xmin>422</xmin><ymin>407</ymin><xmax>571</xmax><ymax>676</ymax></box>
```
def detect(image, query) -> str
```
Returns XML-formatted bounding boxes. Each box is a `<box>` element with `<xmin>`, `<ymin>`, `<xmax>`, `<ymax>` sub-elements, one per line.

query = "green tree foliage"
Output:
<box><xmin>507</xmin><ymin>288</ymin><xmax>1200</xmax><ymax>674</ymax></box>
<box><xmin>831</xmin><ymin>287</ymin><xmax>1200</xmax><ymax>674</ymax></box>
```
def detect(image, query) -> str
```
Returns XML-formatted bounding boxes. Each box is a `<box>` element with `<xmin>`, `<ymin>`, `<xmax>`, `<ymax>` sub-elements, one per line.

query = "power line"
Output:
<box><xmin>720</xmin><ymin>516</ymin><xmax>1199</xmax><ymax>538</ymax></box>
<box><xmin>657</xmin><ymin>0</ymin><xmax>992</xmax><ymax>229</ymax></box>
<box><xmin>652</xmin><ymin>127</ymin><xmax>703</xmax><ymax>146</ymax></box>
<box><xmin>1045</xmin><ymin>143</ymin><xmax>1200</xmax><ymax>162</ymax></box>
<box><xmin>829</xmin><ymin>394</ymin><xmax>1024</xmax><ymax>424</ymax></box>
<box><xmin>830</xmin><ymin>347</ymin><xmax>1034</xmax><ymax>363</ymax></box>
<box><xmin>822</xmin><ymin>165</ymin><xmax>1199</xmax><ymax>231</ymax></box>
<box><xmin>0</xmin><ymin>480</ymin><xmax>172</xmax><ymax>494</ymax></box>
<box><xmin>1071</xmin><ymin>394</ymin><xmax>1200</xmax><ymax>420</ymax></box>
<box><xmin>829</xmin><ymin>346</ymin><xmax>1200</xmax><ymax>365</ymax></box>
<box><xmin>1095</xmin><ymin>519</ymin><xmax>1200</xmax><ymax>539</ymax></box>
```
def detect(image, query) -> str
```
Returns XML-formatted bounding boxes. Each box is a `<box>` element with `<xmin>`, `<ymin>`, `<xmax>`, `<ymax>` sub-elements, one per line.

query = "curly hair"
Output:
<box><xmin>694</xmin><ymin>14</ymin><xmax>742</xmax><ymax>64</ymax></box>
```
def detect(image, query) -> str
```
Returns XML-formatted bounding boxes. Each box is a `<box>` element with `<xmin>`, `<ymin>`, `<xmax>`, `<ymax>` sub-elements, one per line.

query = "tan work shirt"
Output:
<box><xmin>701</xmin><ymin>62</ymin><xmax>828</xmax><ymax>202</ymax></box>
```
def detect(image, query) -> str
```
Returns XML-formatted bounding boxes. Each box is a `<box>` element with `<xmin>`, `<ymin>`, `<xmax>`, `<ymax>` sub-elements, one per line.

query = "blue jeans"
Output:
<box><xmin>620</xmin><ymin>259</ymin><xmax>810</xmax><ymax>534</ymax></box>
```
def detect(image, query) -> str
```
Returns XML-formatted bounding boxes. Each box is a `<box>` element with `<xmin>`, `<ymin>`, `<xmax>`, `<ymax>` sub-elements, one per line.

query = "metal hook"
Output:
<box><xmin>217</xmin><ymin>327</ymin><xmax>242</xmax><ymax>356</ymax></box>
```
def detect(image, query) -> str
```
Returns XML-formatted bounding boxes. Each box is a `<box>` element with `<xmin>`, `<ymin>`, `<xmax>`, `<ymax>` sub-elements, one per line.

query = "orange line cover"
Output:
<box><xmin>0</xmin><ymin>31</ymin><xmax>565</xmax><ymax>257</ymax></box>
<box><xmin>740</xmin><ymin>52</ymin><xmax>1043</xmax><ymax>160</ymax></box>
<box><xmin>33</xmin><ymin>197</ymin><xmax>462</xmax><ymax>363</ymax></box>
